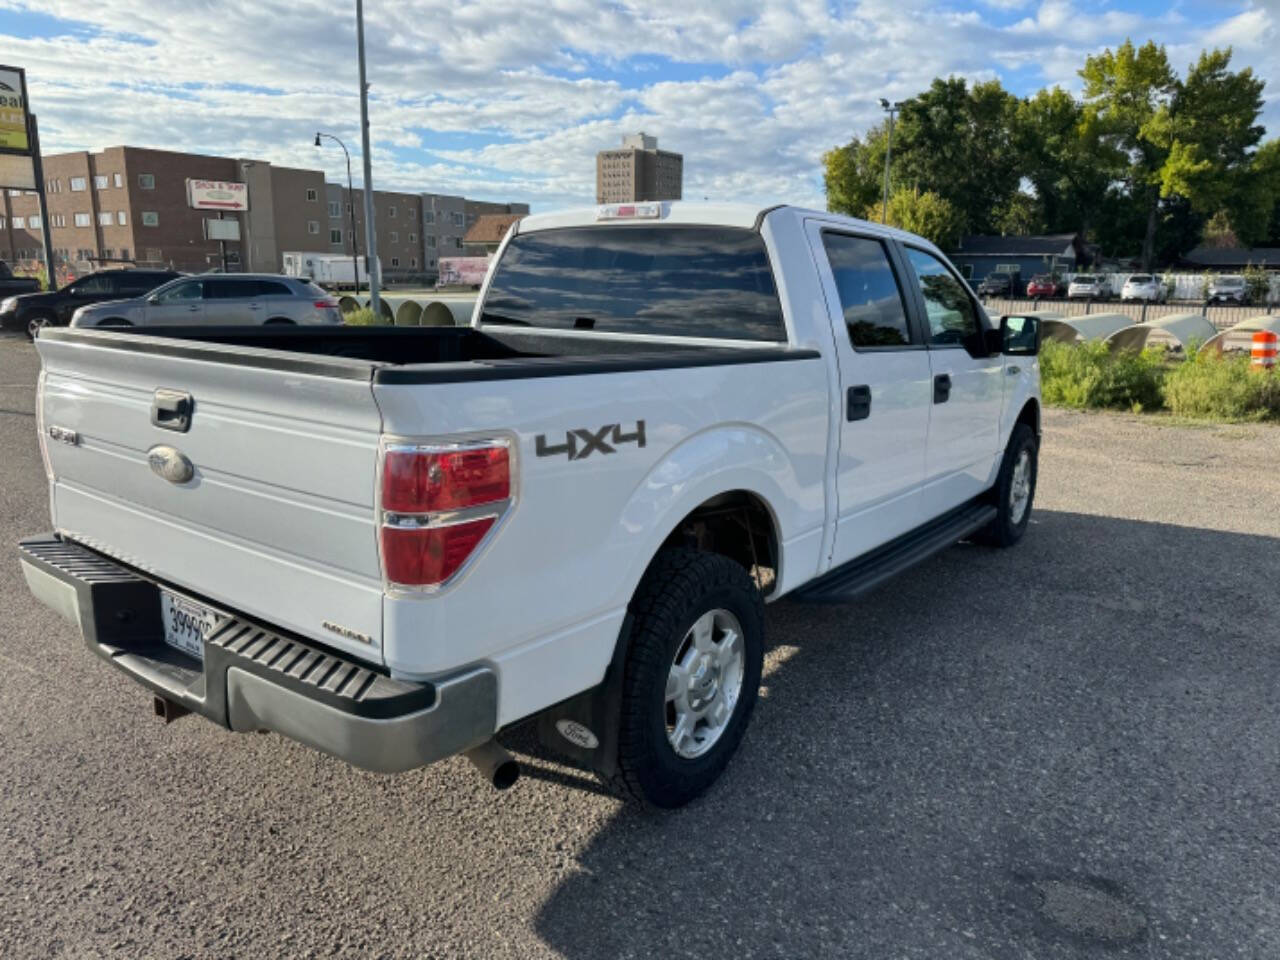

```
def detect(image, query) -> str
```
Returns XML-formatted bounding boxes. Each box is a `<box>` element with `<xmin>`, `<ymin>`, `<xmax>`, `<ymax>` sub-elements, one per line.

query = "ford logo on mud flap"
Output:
<box><xmin>147</xmin><ymin>445</ymin><xmax>195</xmax><ymax>485</ymax></box>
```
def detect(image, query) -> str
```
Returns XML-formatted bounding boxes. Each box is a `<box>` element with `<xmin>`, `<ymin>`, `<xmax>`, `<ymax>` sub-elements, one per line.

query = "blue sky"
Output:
<box><xmin>1</xmin><ymin>0</ymin><xmax>1277</xmax><ymax>210</ymax></box>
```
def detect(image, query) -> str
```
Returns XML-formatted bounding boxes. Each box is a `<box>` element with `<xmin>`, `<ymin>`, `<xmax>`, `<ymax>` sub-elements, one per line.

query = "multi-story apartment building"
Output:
<box><xmin>0</xmin><ymin>145</ymin><xmax>529</xmax><ymax>284</ymax></box>
<box><xmin>596</xmin><ymin>133</ymin><xmax>683</xmax><ymax>204</ymax></box>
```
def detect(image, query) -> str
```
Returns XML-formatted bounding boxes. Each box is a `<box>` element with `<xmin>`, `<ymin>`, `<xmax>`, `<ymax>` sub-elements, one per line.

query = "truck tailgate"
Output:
<box><xmin>35</xmin><ymin>335</ymin><xmax>386</xmax><ymax>661</ymax></box>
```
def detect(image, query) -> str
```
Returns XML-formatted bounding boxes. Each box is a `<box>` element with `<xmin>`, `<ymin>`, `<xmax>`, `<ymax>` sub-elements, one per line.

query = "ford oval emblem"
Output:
<box><xmin>147</xmin><ymin>445</ymin><xmax>195</xmax><ymax>485</ymax></box>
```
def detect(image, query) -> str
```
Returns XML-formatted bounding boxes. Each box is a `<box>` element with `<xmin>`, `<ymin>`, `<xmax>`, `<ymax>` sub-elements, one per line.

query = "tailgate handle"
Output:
<box><xmin>151</xmin><ymin>389</ymin><xmax>193</xmax><ymax>433</ymax></box>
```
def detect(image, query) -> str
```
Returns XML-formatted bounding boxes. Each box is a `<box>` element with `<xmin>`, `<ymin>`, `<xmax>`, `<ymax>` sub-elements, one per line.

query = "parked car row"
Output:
<box><xmin>0</xmin><ymin>269</ymin><xmax>342</xmax><ymax>339</ymax></box>
<box><xmin>977</xmin><ymin>271</ymin><xmax>1266</xmax><ymax>305</ymax></box>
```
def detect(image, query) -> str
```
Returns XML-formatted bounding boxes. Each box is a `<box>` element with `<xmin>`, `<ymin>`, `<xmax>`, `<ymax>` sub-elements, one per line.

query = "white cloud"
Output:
<box><xmin>0</xmin><ymin>0</ymin><xmax>1274</xmax><ymax>210</ymax></box>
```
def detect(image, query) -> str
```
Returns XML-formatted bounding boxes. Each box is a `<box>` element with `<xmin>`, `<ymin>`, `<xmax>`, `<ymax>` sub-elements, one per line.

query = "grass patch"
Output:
<box><xmin>342</xmin><ymin>307</ymin><xmax>384</xmax><ymax>326</ymax></box>
<box><xmin>1039</xmin><ymin>339</ymin><xmax>1166</xmax><ymax>412</ymax></box>
<box><xmin>1163</xmin><ymin>352</ymin><xmax>1280</xmax><ymax>422</ymax></box>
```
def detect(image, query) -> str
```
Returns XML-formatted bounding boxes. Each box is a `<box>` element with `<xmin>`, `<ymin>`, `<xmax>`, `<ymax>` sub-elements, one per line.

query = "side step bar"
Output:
<box><xmin>792</xmin><ymin>500</ymin><xmax>997</xmax><ymax>603</ymax></box>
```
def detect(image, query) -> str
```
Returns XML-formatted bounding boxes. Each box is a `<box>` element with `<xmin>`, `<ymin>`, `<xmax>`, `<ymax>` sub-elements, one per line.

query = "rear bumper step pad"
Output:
<box><xmin>19</xmin><ymin>534</ymin><xmax>497</xmax><ymax>772</ymax></box>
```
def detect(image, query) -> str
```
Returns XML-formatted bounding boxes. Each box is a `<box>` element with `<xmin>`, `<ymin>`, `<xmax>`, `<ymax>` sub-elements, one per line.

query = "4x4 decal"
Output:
<box><xmin>536</xmin><ymin>421</ymin><xmax>646</xmax><ymax>460</ymax></box>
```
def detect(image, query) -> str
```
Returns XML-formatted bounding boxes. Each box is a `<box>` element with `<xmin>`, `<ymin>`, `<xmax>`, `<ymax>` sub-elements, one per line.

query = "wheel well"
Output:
<box><xmin>1016</xmin><ymin>398</ymin><xmax>1040</xmax><ymax>437</ymax></box>
<box><xmin>265</xmin><ymin>317</ymin><xmax>295</xmax><ymax>325</ymax></box>
<box><xmin>659</xmin><ymin>491</ymin><xmax>779</xmax><ymax>595</ymax></box>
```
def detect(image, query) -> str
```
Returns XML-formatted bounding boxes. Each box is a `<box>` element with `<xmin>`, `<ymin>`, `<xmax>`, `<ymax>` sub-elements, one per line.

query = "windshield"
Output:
<box><xmin>480</xmin><ymin>225</ymin><xmax>787</xmax><ymax>341</ymax></box>
<box><xmin>1030</xmin><ymin>275</ymin><xmax>1051</xmax><ymax>283</ymax></box>
<box><xmin>1216</xmin><ymin>276</ymin><xmax>1244</xmax><ymax>287</ymax></box>
<box><xmin>1128</xmin><ymin>275</ymin><xmax>1153</xmax><ymax>283</ymax></box>
<box><xmin>1074</xmin><ymin>275</ymin><xmax>1097</xmax><ymax>283</ymax></box>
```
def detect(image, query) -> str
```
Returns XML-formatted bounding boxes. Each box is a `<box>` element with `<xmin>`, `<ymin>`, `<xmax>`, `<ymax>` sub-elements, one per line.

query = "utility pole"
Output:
<box><xmin>356</xmin><ymin>0</ymin><xmax>379</xmax><ymax>315</ymax></box>
<box><xmin>879</xmin><ymin>98</ymin><xmax>902</xmax><ymax>225</ymax></box>
<box><xmin>28</xmin><ymin>115</ymin><xmax>57</xmax><ymax>289</ymax></box>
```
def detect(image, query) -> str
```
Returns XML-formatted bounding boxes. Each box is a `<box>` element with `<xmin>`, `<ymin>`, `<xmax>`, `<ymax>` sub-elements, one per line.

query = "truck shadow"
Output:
<box><xmin>531</xmin><ymin>509</ymin><xmax>1280</xmax><ymax>959</ymax></box>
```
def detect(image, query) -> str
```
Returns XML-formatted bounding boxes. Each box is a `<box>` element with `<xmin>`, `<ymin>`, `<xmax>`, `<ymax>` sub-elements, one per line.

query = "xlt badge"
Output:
<box><xmin>535</xmin><ymin>421</ymin><xmax>646</xmax><ymax>461</ymax></box>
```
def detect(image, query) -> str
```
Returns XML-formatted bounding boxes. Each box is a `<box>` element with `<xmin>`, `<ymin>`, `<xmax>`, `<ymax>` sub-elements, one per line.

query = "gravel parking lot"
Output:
<box><xmin>1</xmin><ymin>338</ymin><xmax>1278</xmax><ymax>959</ymax></box>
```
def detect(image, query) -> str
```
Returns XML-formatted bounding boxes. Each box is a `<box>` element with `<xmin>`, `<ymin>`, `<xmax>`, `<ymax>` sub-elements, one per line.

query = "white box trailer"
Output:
<box><xmin>282</xmin><ymin>252</ymin><xmax>377</xmax><ymax>290</ymax></box>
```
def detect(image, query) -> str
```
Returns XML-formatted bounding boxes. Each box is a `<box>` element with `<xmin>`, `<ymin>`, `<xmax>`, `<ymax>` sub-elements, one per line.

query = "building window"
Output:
<box><xmin>94</xmin><ymin>175</ymin><xmax>108</xmax><ymax>189</ymax></box>
<box><xmin>388</xmin><ymin>206</ymin><xmax>396</xmax><ymax>218</ymax></box>
<box><xmin>411</xmin><ymin>257</ymin><xmax>417</xmax><ymax>268</ymax></box>
<box><xmin>427</xmin><ymin>235</ymin><xmax>436</xmax><ymax>248</ymax></box>
<box><xmin>113</xmin><ymin>172</ymin><xmax>123</xmax><ymax>188</ymax></box>
<box><xmin>345</xmin><ymin>202</ymin><xmax>352</xmax><ymax>213</ymax></box>
<box><xmin>51</xmin><ymin>214</ymin><xmax>65</xmax><ymax>228</ymax></box>
<box><xmin>327</xmin><ymin>201</ymin><xmax>340</xmax><ymax>217</ymax></box>
<box><xmin>0</xmin><ymin>217</ymin><xmax>5</xmax><ymax>228</ymax></box>
<box><xmin>454</xmin><ymin>237</ymin><xmax>463</xmax><ymax>249</ymax></box>
<box><xmin>117</xmin><ymin>211</ymin><xmax>127</xmax><ymax>225</ymax></box>
<box><xmin>98</xmin><ymin>211</ymin><xmax>113</xmax><ymax>226</ymax></box>
<box><xmin>424</xmin><ymin>211</ymin><xmax>435</xmax><ymax>224</ymax></box>
<box><xmin>452</xmin><ymin>212</ymin><xmax>464</xmax><ymax>227</ymax></box>
<box><xmin>70</xmin><ymin>177</ymin><xmax>87</xmax><ymax>192</ymax></box>
<box><xmin>46</xmin><ymin>178</ymin><xmax>59</xmax><ymax>193</ymax></box>
<box><xmin>141</xmin><ymin>211</ymin><xmax>159</xmax><ymax>227</ymax></box>
<box><xmin>11</xmin><ymin>216</ymin><xmax>24</xmax><ymax>228</ymax></box>
<box><xmin>29</xmin><ymin>215</ymin><xmax>42</xmax><ymax>229</ymax></box>
<box><xmin>408</xmin><ymin>232</ymin><xmax>416</xmax><ymax>243</ymax></box>
<box><xmin>306</xmin><ymin>188</ymin><xmax>318</xmax><ymax>202</ymax></box>
<box><xmin>121</xmin><ymin>248</ymin><xmax>131</xmax><ymax>260</ymax></box>
<box><xmin>307</xmin><ymin>220</ymin><xmax>319</xmax><ymax>235</ymax></box>
<box><xmin>146</xmin><ymin>247</ymin><xmax>162</xmax><ymax>261</ymax></box>
<box><xmin>391</xmin><ymin>257</ymin><xmax>400</xmax><ymax>267</ymax></box>
<box><xmin>138</xmin><ymin>174</ymin><xmax>155</xmax><ymax>190</ymax></box>
<box><xmin>102</xmin><ymin>248</ymin><xmax>113</xmax><ymax>259</ymax></box>
<box><xmin>73</xmin><ymin>212</ymin><xmax>90</xmax><ymax>227</ymax></box>
<box><xmin>390</xmin><ymin>231</ymin><xmax>398</xmax><ymax>243</ymax></box>
<box><xmin>330</xmin><ymin>228</ymin><xmax>342</xmax><ymax>244</ymax></box>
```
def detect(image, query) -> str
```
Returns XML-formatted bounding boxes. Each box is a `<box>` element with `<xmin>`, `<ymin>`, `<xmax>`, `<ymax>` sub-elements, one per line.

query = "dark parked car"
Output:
<box><xmin>0</xmin><ymin>260</ymin><xmax>41</xmax><ymax>298</ymax></box>
<box><xmin>977</xmin><ymin>272</ymin><xmax>1020</xmax><ymax>297</ymax></box>
<box><xmin>0</xmin><ymin>268</ymin><xmax>181</xmax><ymax>339</ymax></box>
<box><xmin>1025</xmin><ymin>274</ymin><xmax>1064</xmax><ymax>298</ymax></box>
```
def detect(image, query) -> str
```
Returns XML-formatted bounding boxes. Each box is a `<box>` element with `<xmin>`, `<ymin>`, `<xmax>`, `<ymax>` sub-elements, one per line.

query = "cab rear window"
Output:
<box><xmin>480</xmin><ymin>225</ymin><xmax>786</xmax><ymax>341</ymax></box>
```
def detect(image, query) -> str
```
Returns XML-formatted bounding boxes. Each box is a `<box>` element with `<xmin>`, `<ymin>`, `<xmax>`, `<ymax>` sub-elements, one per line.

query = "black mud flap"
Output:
<box><xmin>534</xmin><ymin>613</ymin><xmax>633</xmax><ymax>780</ymax></box>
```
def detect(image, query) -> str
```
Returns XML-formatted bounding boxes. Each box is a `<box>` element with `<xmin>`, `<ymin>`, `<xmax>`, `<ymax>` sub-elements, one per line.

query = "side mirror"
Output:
<box><xmin>1000</xmin><ymin>315</ymin><xmax>1041</xmax><ymax>356</ymax></box>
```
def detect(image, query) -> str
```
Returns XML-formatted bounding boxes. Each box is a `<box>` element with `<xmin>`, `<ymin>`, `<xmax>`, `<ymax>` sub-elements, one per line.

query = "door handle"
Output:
<box><xmin>186</xmin><ymin>304</ymin><xmax>200</xmax><ymax>312</ymax></box>
<box><xmin>1006</xmin><ymin>364</ymin><xmax>1021</xmax><ymax>376</ymax></box>
<box><xmin>846</xmin><ymin>385</ymin><xmax>872</xmax><ymax>421</ymax></box>
<box><xmin>933</xmin><ymin>374</ymin><xmax>952</xmax><ymax>404</ymax></box>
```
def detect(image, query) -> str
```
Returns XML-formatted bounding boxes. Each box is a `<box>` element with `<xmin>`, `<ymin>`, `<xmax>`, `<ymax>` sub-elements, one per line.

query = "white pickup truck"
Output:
<box><xmin>20</xmin><ymin>202</ymin><xmax>1043</xmax><ymax>808</ymax></box>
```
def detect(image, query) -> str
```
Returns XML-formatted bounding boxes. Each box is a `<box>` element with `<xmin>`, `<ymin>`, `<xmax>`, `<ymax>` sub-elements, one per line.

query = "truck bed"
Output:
<box><xmin>41</xmin><ymin>325</ymin><xmax>813</xmax><ymax>384</ymax></box>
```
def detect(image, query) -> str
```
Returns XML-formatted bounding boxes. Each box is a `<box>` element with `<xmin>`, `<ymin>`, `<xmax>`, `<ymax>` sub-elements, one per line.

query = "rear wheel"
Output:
<box><xmin>977</xmin><ymin>423</ymin><xmax>1038</xmax><ymax>548</ymax></box>
<box><xmin>264</xmin><ymin>317</ymin><xmax>294</xmax><ymax>325</ymax></box>
<box><xmin>608</xmin><ymin>548</ymin><xmax>764</xmax><ymax>809</ymax></box>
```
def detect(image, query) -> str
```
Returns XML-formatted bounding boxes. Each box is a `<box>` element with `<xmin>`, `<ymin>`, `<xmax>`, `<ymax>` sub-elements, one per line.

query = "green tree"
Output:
<box><xmin>892</xmin><ymin>77</ymin><xmax>1021</xmax><ymax>235</ymax></box>
<box><xmin>1012</xmin><ymin>87</ymin><xmax>1112</xmax><ymax>238</ymax></box>
<box><xmin>822</xmin><ymin>126</ymin><xmax>888</xmax><ymax>217</ymax></box>
<box><xmin>1080</xmin><ymin>39</ymin><xmax>1178</xmax><ymax>269</ymax></box>
<box><xmin>863</xmin><ymin>187</ymin><xmax>964</xmax><ymax>249</ymax></box>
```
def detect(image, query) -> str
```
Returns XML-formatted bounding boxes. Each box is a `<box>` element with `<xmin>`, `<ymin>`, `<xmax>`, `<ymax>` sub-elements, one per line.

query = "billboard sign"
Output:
<box><xmin>0</xmin><ymin>65</ymin><xmax>31</xmax><ymax>155</ymax></box>
<box><xmin>186</xmin><ymin>179</ymin><xmax>248</xmax><ymax>211</ymax></box>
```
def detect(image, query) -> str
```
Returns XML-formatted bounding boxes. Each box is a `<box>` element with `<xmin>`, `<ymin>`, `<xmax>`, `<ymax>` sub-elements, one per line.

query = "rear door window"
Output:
<box><xmin>481</xmin><ymin>225</ymin><xmax>786</xmax><ymax>341</ymax></box>
<box><xmin>256</xmin><ymin>280</ymin><xmax>294</xmax><ymax>297</ymax></box>
<box><xmin>204</xmin><ymin>278</ymin><xmax>254</xmax><ymax>300</ymax></box>
<box><xmin>820</xmin><ymin>233</ymin><xmax>913</xmax><ymax>348</ymax></box>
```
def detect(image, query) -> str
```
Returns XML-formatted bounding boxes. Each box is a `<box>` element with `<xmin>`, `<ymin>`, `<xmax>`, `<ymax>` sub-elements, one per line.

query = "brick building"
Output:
<box><xmin>0</xmin><ymin>145</ymin><xmax>529</xmax><ymax>284</ymax></box>
<box><xmin>595</xmin><ymin>132</ymin><xmax>683</xmax><ymax>204</ymax></box>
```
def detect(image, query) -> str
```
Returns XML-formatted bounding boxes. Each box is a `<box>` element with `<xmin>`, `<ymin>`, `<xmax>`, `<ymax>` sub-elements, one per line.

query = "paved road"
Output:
<box><xmin>1</xmin><ymin>337</ymin><xmax>1278</xmax><ymax>959</ymax></box>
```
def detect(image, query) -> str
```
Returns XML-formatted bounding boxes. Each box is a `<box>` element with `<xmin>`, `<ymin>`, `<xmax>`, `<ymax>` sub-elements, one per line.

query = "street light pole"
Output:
<box><xmin>879</xmin><ymin>98</ymin><xmax>902</xmax><ymax>225</ymax></box>
<box><xmin>315</xmin><ymin>132</ymin><xmax>362</xmax><ymax>297</ymax></box>
<box><xmin>356</xmin><ymin>0</ymin><xmax>379</xmax><ymax>315</ymax></box>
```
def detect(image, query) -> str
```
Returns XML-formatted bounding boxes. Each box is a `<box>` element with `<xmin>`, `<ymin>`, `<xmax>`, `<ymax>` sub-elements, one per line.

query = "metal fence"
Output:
<box><xmin>979</xmin><ymin>296</ymin><xmax>1272</xmax><ymax>332</ymax></box>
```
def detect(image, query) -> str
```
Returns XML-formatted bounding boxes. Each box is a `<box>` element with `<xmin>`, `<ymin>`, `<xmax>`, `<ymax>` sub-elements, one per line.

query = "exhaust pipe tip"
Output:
<box><xmin>464</xmin><ymin>739</ymin><xmax>520</xmax><ymax>791</ymax></box>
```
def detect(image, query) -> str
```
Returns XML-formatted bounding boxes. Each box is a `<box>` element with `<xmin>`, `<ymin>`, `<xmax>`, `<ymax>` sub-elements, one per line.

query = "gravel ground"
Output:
<box><xmin>1</xmin><ymin>337</ymin><xmax>1278</xmax><ymax>958</ymax></box>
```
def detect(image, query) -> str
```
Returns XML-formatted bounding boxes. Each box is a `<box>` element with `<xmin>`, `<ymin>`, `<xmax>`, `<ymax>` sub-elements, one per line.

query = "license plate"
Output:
<box><xmin>160</xmin><ymin>591</ymin><xmax>219</xmax><ymax>660</ymax></box>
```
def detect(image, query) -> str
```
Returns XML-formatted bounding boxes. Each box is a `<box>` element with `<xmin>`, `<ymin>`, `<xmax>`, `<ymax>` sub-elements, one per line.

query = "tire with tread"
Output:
<box><xmin>977</xmin><ymin>422</ymin><xmax>1038</xmax><ymax>547</ymax></box>
<box><xmin>607</xmin><ymin>548</ymin><xmax>764</xmax><ymax>809</ymax></box>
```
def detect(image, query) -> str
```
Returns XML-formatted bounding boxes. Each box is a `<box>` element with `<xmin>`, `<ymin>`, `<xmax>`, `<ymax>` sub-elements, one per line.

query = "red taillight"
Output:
<box><xmin>315</xmin><ymin>299</ymin><xmax>339</xmax><ymax>309</ymax></box>
<box><xmin>380</xmin><ymin>518</ymin><xmax>496</xmax><ymax>586</ymax></box>
<box><xmin>382</xmin><ymin>446</ymin><xmax>509</xmax><ymax>513</ymax></box>
<box><xmin>379</xmin><ymin>440</ymin><xmax>512</xmax><ymax>588</ymax></box>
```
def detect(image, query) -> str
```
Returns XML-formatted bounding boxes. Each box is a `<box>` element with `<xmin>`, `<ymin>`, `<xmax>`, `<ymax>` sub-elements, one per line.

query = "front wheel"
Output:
<box><xmin>608</xmin><ymin>548</ymin><xmax>764</xmax><ymax>809</ymax></box>
<box><xmin>26</xmin><ymin>313</ymin><xmax>53</xmax><ymax>340</ymax></box>
<box><xmin>977</xmin><ymin>423</ymin><xmax>1038</xmax><ymax>548</ymax></box>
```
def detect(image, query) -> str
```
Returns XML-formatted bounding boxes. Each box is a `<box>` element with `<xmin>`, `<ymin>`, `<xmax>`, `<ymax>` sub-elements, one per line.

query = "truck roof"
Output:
<box><xmin>514</xmin><ymin>201</ymin><xmax>924</xmax><ymax>247</ymax></box>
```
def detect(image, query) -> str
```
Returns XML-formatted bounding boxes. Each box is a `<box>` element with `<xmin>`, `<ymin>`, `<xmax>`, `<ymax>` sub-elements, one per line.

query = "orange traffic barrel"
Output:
<box><xmin>1252</xmin><ymin>330</ymin><xmax>1278</xmax><ymax>369</ymax></box>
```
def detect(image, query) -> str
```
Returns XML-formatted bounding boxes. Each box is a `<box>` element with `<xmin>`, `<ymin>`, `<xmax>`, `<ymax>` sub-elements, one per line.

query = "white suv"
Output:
<box><xmin>1120</xmin><ymin>275</ymin><xmax>1167</xmax><ymax>303</ymax></box>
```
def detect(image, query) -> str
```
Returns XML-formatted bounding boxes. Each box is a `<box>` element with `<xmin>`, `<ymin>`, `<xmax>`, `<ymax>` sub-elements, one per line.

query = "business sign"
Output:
<box><xmin>186</xmin><ymin>179</ymin><xmax>248</xmax><ymax>212</ymax></box>
<box><xmin>0</xmin><ymin>65</ymin><xmax>31</xmax><ymax>155</ymax></box>
<box><xmin>204</xmin><ymin>218</ymin><xmax>241</xmax><ymax>241</ymax></box>
<box><xmin>0</xmin><ymin>152</ymin><xmax>35</xmax><ymax>189</ymax></box>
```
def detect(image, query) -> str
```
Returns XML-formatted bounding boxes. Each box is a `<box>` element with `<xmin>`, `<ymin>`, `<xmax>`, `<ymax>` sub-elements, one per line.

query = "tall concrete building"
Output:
<box><xmin>596</xmin><ymin>132</ymin><xmax>683</xmax><ymax>204</ymax></box>
<box><xmin>0</xmin><ymin>145</ymin><xmax>529</xmax><ymax>284</ymax></box>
